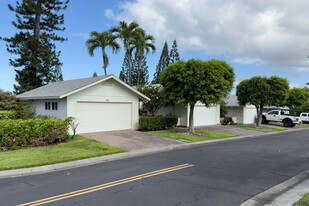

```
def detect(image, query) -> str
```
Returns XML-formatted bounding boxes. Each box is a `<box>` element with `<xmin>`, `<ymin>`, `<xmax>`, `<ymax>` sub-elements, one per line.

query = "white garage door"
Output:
<box><xmin>244</xmin><ymin>108</ymin><xmax>257</xmax><ymax>124</ymax></box>
<box><xmin>76</xmin><ymin>102</ymin><xmax>132</xmax><ymax>133</ymax></box>
<box><xmin>194</xmin><ymin>106</ymin><xmax>217</xmax><ymax>126</ymax></box>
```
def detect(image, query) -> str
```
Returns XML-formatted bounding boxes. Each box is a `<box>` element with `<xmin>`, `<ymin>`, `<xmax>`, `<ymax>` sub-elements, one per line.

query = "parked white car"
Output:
<box><xmin>301</xmin><ymin>113</ymin><xmax>309</xmax><ymax>123</ymax></box>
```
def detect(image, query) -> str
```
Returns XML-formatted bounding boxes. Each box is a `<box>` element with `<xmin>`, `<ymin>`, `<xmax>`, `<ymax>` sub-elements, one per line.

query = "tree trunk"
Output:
<box><xmin>102</xmin><ymin>48</ymin><xmax>107</xmax><ymax>75</ymax></box>
<box><xmin>256</xmin><ymin>105</ymin><xmax>263</xmax><ymax>128</ymax></box>
<box><xmin>127</xmin><ymin>49</ymin><xmax>132</xmax><ymax>86</ymax></box>
<box><xmin>137</xmin><ymin>54</ymin><xmax>142</xmax><ymax>87</ymax></box>
<box><xmin>34</xmin><ymin>1</ymin><xmax>41</xmax><ymax>38</ymax></box>
<box><xmin>188</xmin><ymin>104</ymin><xmax>195</xmax><ymax>134</ymax></box>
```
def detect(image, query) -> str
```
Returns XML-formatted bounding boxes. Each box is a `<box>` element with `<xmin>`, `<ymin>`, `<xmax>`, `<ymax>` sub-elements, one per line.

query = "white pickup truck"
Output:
<box><xmin>262</xmin><ymin>109</ymin><xmax>302</xmax><ymax>127</ymax></box>
<box><xmin>301</xmin><ymin>113</ymin><xmax>309</xmax><ymax>123</ymax></box>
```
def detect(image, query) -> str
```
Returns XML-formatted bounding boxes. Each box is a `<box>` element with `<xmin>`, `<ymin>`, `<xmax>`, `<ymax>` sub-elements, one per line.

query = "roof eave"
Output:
<box><xmin>16</xmin><ymin>96</ymin><xmax>61</xmax><ymax>100</ymax></box>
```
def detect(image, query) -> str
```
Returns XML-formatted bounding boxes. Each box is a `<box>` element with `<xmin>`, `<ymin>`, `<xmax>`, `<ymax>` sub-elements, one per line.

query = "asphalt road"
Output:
<box><xmin>1</xmin><ymin>129</ymin><xmax>309</xmax><ymax>206</ymax></box>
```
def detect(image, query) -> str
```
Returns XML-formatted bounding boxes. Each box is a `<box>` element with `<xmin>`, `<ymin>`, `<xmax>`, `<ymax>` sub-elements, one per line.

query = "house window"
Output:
<box><xmin>45</xmin><ymin>102</ymin><xmax>51</xmax><ymax>110</ymax></box>
<box><xmin>52</xmin><ymin>102</ymin><xmax>58</xmax><ymax>110</ymax></box>
<box><xmin>45</xmin><ymin>102</ymin><xmax>58</xmax><ymax>110</ymax></box>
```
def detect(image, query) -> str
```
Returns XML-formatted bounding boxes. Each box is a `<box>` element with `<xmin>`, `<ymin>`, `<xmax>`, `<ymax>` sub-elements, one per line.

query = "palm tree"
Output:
<box><xmin>130</xmin><ymin>30</ymin><xmax>156</xmax><ymax>87</ymax></box>
<box><xmin>110</xmin><ymin>21</ymin><xmax>141</xmax><ymax>85</ymax></box>
<box><xmin>86</xmin><ymin>31</ymin><xmax>120</xmax><ymax>76</ymax></box>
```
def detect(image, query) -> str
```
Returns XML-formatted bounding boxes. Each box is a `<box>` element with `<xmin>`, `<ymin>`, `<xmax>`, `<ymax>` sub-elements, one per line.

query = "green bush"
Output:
<box><xmin>0</xmin><ymin>111</ymin><xmax>17</xmax><ymax>120</ymax></box>
<box><xmin>0</xmin><ymin>119</ymin><xmax>69</xmax><ymax>151</ymax></box>
<box><xmin>139</xmin><ymin>116</ymin><xmax>178</xmax><ymax>131</ymax></box>
<box><xmin>221</xmin><ymin>117</ymin><xmax>234</xmax><ymax>125</ymax></box>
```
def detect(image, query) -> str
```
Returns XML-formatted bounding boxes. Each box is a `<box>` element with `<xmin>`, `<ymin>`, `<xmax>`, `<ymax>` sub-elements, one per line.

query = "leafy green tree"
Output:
<box><xmin>129</xmin><ymin>30</ymin><xmax>156</xmax><ymax>87</ymax></box>
<box><xmin>301</xmin><ymin>101</ymin><xmax>309</xmax><ymax>112</ymax></box>
<box><xmin>119</xmin><ymin>50</ymin><xmax>150</xmax><ymax>86</ymax></box>
<box><xmin>161</xmin><ymin>59</ymin><xmax>235</xmax><ymax>134</ymax></box>
<box><xmin>111</xmin><ymin>21</ymin><xmax>142</xmax><ymax>86</ymax></box>
<box><xmin>119</xmin><ymin>52</ymin><xmax>130</xmax><ymax>84</ymax></box>
<box><xmin>286</xmin><ymin>88</ymin><xmax>309</xmax><ymax>110</ymax></box>
<box><xmin>152</xmin><ymin>41</ymin><xmax>170</xmax><ymax>84</ymax></box>
<box><xmin>86</xmin><ymin>31</ymin><xmax>120</xmax><ymax>76</ymax></box>
<box><xmin>138</xmin><ymin>85</ymin><xmax>164</xmax><ymax>116</ymax></box>
<box><xmin>236</xmin><ymin>76</ymin><xmax>289</xmax><ymax>128</ymax></box>
<box><xmin>220</xmin><ymin>103</ymin><xmax>228</xmax><ymax>118</ymax></box>
<box><xmin>93</xmin><ymin>72</ymin><xmax>98</xmax><ymax>77</ymax></box>
<box><xmin>131</xmin><ymin>51</ymin><xmax>150</xmax><ymax>86</ymax></box>
<box><xmin>3</xmin><ymin>0</ymin><xmax>69</xmax><ymax>94</ymax></box>
<box><xmin>169</xmin><ymin>39</ymin><xmax>180</xmax><ymax>64</ymax></box>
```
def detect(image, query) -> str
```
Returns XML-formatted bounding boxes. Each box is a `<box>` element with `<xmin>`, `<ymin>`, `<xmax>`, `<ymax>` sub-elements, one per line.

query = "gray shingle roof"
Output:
<box><xmin>17</xmin><ymin>75</ymin><xmax>111</xmax><ymax>99</ymax></box>
<box><xmin>225</xmin><ymin>94</ymin><xmax>241</xmax><ymax>107</ymax></box>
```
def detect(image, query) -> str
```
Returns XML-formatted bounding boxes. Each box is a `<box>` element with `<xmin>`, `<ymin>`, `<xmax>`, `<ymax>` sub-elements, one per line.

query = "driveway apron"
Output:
<box><xmin>80</xmin><ymin>130</ymin><xmax>184</xmax><ymax>151</ymax></box>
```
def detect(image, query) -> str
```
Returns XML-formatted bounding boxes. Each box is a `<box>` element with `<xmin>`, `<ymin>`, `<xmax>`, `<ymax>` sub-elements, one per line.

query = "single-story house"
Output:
<box><xmin>17</xmin><ymin>75</ymin><xmax>150</xmax><ymax>134</ymax></box>
<box><xmin>156</xmin><ymin>103</ymin><xmax>221</xmax><ymax>127</ymax></box>
<box><xmin>225</xmin><ymin>95</ymin><xmax>257</xmax><ymax>124</ymax></box>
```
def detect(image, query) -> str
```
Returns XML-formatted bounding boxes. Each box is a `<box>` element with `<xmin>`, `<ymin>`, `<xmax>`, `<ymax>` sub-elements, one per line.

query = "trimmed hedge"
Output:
<box><xmin>0</xmin><ymin>119</ymin><xmax>69</xmax><ymax>151</ymax></box>
<box><xmin>139</xmin><ymin>116</ymin><xmax>178</xmax><ymax>131</ymax></box>
<box><xmin>0</xmin><ymin>111</ymin><xmax>16</xmax><ymax>120</ymax></box>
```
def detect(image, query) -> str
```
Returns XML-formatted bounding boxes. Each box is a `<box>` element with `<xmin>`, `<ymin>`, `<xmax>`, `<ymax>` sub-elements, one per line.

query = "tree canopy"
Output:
<box><xmin>3</xmin><ymin>0</ymin><xmax>69</xmax><ymax>94</ymax></box>
<box><xmin>152</xmin><ymin>41</ymin><xmax>170</xmax><ymax>84</ymax></box>
<box><xmin>169</xmin><ymin>39</ymin><xmax>180</xmax><ymax>64</ymax></box>
<box><xmin>86</xmin><ymin>31</ymin><xmax>120</xmax><ymax>76</ymax></box>
<box><xmin>161</xmin><ymin>59</ymin><xmax>235</xmax><ymax>134</ymax></box>
<box><xmin>137</xmin><ymin>85</ymin><xmax>164</xmax><ymax>116</ymax></box>
<box><xmin>236</xmin><ymin>76</ymin><xmax>289</xmax><ymax>127</ymax></box>
<box><xmin>286</xmin><ymin>88</ymin><xmax>309</xmax><ymax>109</ymax></box>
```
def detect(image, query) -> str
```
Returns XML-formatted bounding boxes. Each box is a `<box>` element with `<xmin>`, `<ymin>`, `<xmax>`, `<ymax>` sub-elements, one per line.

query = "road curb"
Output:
<box><xmin>239</xmin><ymin>168</ymin><xmax>309</xmax><ymax>206</ymax></box>
<box><xmin>1</xmin><ymin>127</ymin><xmax>309</xmax><ymax>179</ymax></box>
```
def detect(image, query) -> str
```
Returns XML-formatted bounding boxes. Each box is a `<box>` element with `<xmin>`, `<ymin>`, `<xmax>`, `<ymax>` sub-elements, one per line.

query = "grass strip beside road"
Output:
<box><xmin>293</xmin><ymin>192</ymin><xmax>309</xmax><ymax>206</ymax></box>
<box><xmin>148</xmin><ymin>129</ymin><xmax>238</xmax><ymax>143</ymax></box>
<box><xmin>0</xmin><ymin>135</ymin><xmax>127</xmax><ymax>171</ymax></box>
<box><xmin>270</xmin><ymin>123</ymin><xmax>309</xmax><ymax>128</ymax></box>
<box><xmin>228</xmin><ymin>125</ymin><xmax>287</xmax><ymax>133</ymax></box>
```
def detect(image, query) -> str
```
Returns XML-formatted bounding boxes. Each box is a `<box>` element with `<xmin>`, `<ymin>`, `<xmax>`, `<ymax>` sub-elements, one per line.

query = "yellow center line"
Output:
<box><xmin>18</xmin><ymin>163</ymin><xmax>194</xmax><ymax>206</ymax></box>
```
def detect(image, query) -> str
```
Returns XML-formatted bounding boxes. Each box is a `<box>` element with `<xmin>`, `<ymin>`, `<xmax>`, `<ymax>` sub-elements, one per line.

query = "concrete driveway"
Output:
<box><xmin>80</xmin><ymin>130</ymin><xmax>183</xmax><ymax>151</ymax></box>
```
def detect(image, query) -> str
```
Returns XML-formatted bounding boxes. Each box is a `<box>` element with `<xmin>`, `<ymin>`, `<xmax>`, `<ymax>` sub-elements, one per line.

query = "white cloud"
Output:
<box><xmin>106</xmin><ymin>0</ymin><xmax>309</xmax><ymax>68</ymax></box>
<box><xmin>297</xmin><ymin>67</ymin><xmax>309</xmax><ymax>72</ymax></box>
<box><xmin>289</xmin><ymin>82</ymin><xmax>300</xmax><ymax>88</ymax></box>
<box><xmin>71</xmin><ymin>32</ymin><xmax>89</xmax><ymax>39</ymax></box>
<box><xmin>232</xmin><ymin>57</ymin><xmax>263</xmax><ymax>65</ymax></box>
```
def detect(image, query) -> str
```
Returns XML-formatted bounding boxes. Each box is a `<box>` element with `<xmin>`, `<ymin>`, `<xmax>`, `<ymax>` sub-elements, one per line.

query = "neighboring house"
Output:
<box><xmin>225</xmin><ymin>95</ymin><xmax>257</xmax><ymax>124</ymax></box>
<box><xmin>17</xmin><ymin>75</ymin><xmax>150</xmax><ymax>134</ymax></box>
<box><xmin>157</xmin><ymin>103</ymin><xmax>221</xmax><ymax>127</ymax></box>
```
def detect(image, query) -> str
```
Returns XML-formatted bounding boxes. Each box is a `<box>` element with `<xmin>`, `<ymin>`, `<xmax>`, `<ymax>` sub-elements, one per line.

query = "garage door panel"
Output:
<box><xmin>245</xmin><ymin>108</ymin><xmax>257</xmax><ymax>124</ymax></box>
<box><xmin>194</xmin><ymin>106</ymin><xmax>217</xmax><ymax>126</ymax></box>
<box><xmin>77</xmin><ymin>102</ymin><xmax>132</xmax><ymax>133</ymax></box>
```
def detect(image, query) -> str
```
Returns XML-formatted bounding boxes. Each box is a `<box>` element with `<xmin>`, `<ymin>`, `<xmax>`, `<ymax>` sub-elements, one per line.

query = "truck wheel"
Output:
<box><xmin>262</xmin><ymin>116</ymin><xmax>268</xmax><ymax>124</ymax></box>
<box><xmin>283</xmin><ymin>120</ymin><xmax>292</xmax><ymax>127</ymax></box>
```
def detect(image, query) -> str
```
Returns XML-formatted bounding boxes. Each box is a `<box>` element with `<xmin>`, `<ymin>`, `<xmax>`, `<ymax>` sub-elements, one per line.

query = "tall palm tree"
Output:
<box><xmin>130</xmin><ymin>30</ymin><xmax>156</xmax><ymax>87</ymax></box>
<box><xmin>110</xmin><ymin>21</ymin><xmax>141</xmax><ymax>85</ymax></box>
<box><xmin>86</xmin><ymin>31</ymin><xmax>120</xmax><ymax>76</ymax></box>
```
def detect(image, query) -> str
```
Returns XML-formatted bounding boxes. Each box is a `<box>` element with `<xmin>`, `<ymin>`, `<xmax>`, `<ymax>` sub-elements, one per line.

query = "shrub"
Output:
<box><xmin>0</xmin><ymin>90</ymin><xmax>17</xmax><ymax>111</ymax></box>
<box><xmin>221</xmin><ymin>117</ymin><xmax>234</xmax><ymax>125</ymax></box>
<box><xmin>139</xmin><ymin>116</ymin><xmax>178</xmax><ymax>131</ymax></box>
<box><xmin>0</xmin><ymin>111</ymin><xmax>17</xmax><ymax>120</ymax></box>
<box><xmin>0</xmin><ymin>119</ymin><xmax>69</xmax><ymax>151</ymax></box>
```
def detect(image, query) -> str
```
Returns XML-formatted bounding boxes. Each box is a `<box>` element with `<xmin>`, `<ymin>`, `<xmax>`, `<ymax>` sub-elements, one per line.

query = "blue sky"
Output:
<box><xmin>1</xmin><ymin>0</ymin><xmax>309</xmax><ymax>93</ymax></box>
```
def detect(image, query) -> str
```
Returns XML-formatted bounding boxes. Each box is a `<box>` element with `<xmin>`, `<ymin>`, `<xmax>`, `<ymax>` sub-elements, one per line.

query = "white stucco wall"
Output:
<box><xmin>227</xmin><ymin>107</ymin><xmax>244</xmax><ymax>123</ymax></box>
<box><xmin>66</xmin><ymin>79</ymin><xmax>140</xmax><ymax>130</ymax></box>
<box><xmin>31</xmin><ymin>98</ymin><xmax>67</xmax><ymax>120</ymax></box>
<box><xmin>158</xmin><ymin>103</ymin><xmax>220</xmax><ymax>127</ymax></box>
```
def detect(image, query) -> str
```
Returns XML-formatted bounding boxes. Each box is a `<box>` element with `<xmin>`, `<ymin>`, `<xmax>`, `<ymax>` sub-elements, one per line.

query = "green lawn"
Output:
<box><xmin>148</xmin><ymin>129</ymin><xmax>238</xmax><ymax>143</ymax></box>
<box><xmin>228</xmin><ymin>125</ymin><xmax>287</xmax><ymax>133</ymax></box>
<box><xmin>0</xmin><ymin>135</ymin><xmax>127</xmax><ymax>171</ymax></box>
<box><xmin>293</xmin><ymin>193</ymin><xmax>309</xmax><ymax>206</ymax></box>
<box><xmin>270</xmin><ymin>123</ymin><xmax>309</xmax><ymax>128</ymax></box>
